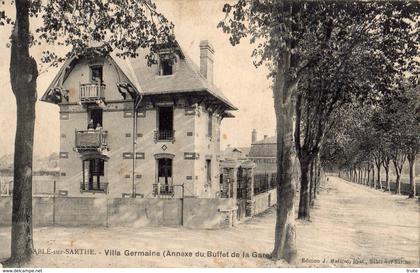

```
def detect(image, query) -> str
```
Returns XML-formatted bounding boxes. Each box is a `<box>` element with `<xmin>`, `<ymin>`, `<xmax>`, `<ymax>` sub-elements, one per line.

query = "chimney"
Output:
<box><xmin>252</xmin><ymin>129</ymin><xmax>257</xmax><ymax>144</ymax></box>
<box><xmin>199</xmin><ymin>40</ymin><xmax>215</xmax><ymax>84</ymax></box>
<box><xmin>264</xmin><ymin>135</ymin><xmax>268</xmax><ymax>140</ymax></box>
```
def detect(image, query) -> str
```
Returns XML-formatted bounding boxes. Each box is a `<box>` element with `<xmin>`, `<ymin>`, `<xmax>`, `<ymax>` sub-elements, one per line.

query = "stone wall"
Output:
<box><xmin>0</xmin><ymin>196</ymin><xmax>236</xmax><ymax>229</ymax></box>
<box><xmin>0</xmin><ymin>197</ymin><xmax>11</xmax><ymax>225</ymax></box>
<box><xmin>107</xmin><ymin>198</ymin><xmax>182</xmax><ymax>227</ymax></box>
<box><xmin>182</xmin><ymin>197</ymin><xmax>236</xmax><ymax>229</ymax></box>
<box><xmin>252</xmin><ymin>188</ymin><xmax>277</xmax><ymax>216</ymax></box>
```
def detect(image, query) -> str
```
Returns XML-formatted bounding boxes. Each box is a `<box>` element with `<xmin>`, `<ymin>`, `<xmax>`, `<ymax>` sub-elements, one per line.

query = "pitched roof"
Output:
<box><xmin>41</xmin><ymin>44</ymin><xmax>237</xmax><ymax>111</ymax></box>
<box><xmin>248</xmin><ymin>136</ymin><xmax>277</xmax><ymax>158</ymax></box>
<box><xmin>236</xmin><ymin>147</ymin><xmax>251</xmax><ymax>156</ymax></box>
<box><xmin>113</xmin><ymin>50</ymin><xmax>236</xmax><ymax>110</ymax></box>
<box><xmin>220</xmin><ymin>146</ymin><xmax>251</xmax><ymax>160</ymax></box>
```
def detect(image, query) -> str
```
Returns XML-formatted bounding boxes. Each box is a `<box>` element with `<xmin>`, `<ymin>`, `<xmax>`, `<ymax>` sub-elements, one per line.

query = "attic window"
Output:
<box><xmin>159</xmin><ymin>54</ymin><xmax>174</xmax><ymax>76</ymax></box>
<box><xmin>91</xmin><ymin>66</ymin><xmax>103</xmax><ymax>83</ymax></box>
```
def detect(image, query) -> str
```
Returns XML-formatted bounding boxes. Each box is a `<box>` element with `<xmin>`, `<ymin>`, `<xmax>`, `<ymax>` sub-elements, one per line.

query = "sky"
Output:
<box><xmin>0</xmin><ymin>0</ymin><xmax>276</xmax><ymax>157</ymax></box>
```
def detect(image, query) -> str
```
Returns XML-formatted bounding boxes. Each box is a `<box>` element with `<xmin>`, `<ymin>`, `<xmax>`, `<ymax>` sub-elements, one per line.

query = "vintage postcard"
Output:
<box><xmin>0</xmin><ymin>0</ymin><xmax>418</xmax><ymax>271</ymax></box>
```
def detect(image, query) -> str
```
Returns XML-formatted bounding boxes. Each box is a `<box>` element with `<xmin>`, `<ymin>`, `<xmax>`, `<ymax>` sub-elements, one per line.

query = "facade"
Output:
<box><xmin>248</xmin><ymin>135</ymin><xmax>277</xmax><ymax>174</ymax></box>
<box><xmin>248</xmin><ymin>131</ymin><xmax>300</xmax><ymax>194</ymax></box>
<box><xmin>41</xmin><ymin>40</ymin><xmax>237</xmax><ymax>199</ymax></box>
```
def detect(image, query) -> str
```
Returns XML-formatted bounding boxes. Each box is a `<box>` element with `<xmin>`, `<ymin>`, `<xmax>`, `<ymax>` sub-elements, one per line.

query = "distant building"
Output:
<box><xmin>248</xmin><ymin>131</ymin><xmax>299</xmax><ymax>194</ymax></box>
<box><xmin>220</xmin><ymin>145</ymin><xmax>250</xmax><ymax>161</ymax></box>
<box><xmin>248</xmin><ymin>135</ymin><xmax>277</xmax><ymax>174</ymax></box>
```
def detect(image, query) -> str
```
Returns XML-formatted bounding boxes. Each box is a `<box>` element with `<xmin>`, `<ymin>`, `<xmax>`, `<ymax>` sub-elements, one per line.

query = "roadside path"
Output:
<box><xmin>297</xmin><ymin>176</ymin><xmax>419</xmax><ymax>267</ymax></box>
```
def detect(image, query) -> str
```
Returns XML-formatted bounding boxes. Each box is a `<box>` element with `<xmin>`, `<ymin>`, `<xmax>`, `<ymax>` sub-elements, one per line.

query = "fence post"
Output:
<box><xmin>53</xmin><ymin>180</ymin><xmax>56</xmax><ymax>225</ymax></box>
<box><xmin>180</xmin><ymin>184</ymin><xmax>184</xmax><ymax>226</ymax></box>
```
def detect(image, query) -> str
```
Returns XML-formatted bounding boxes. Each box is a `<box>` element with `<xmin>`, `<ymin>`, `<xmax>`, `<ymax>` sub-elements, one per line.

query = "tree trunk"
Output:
<box><xmin>298</xmin><ymin>160</ymin><xmax>311</xmax><ymax>220</ymax></box>
<box><xmin>376</xmin><ymin>163</ymin><xmax>382</xmax><ymax>190</ymax></box>
<box><xmin>316</xmin><ymin>166</ymin><xmax>321</xmax><ymax>195</ymax></box>
<box><xmin>382</xmin><ymin>157</ymin><xmax>390</xmax><ymax>191</ymax></box>
<box><xmin>356</xmin><ymin>168</ymin><xmax>359</xmax><ymax>183</ymax></box>
<box><xmin>395</xmin><ymin>173</ymin><xmax>401</xmax><ymax>194</ymax></box>
<box><xmin>367</xmin><ymin>168</ymin><xmax>371</xmax><ymax>187</ymax></box>
<box><xmin>407</xmin><ymin>154</ymin><xmax>416</xmax><ymax>198</ymax></box>
<box><xmin>353</xmin><ymin>167</ymin><xmax>356</xmax><ymax>182</ymax></box>
<box><xmin>6</xmin><ymin>0</ymin><xmax>38</xmax><ymax>266</ymax></box>
<box><xmin>271</xmin><ymin>55</ymin><xmax>297</xmax><ymax>263</ymax></box>
<box><xmin>392</xmin><ymin>158</ymin><xmax>403</xmax><ymax>195</ymax></box>
<box><xmin>356</xmin><ymin>168</ymin><xmax>359</xmax><ymax>184</ymax></box>
<box><xmin>371</xmin><ymin>164</ymin><xmax>375</xmax><ymax>188</ymax></box>
<box><xmin>363</xmin><ymin>167</ymin><xmax>367</xmax><ymax>185</ymax></box>
<box><xmin>384</xmin><ymin>167</ymin><xmax>389</xmax><ymax>192</ymax></box>
<box><xmin>314</xmin><ymin>156</ymin><xmax>320</xmax><ymax>200</ymax></box>
<box><xmin>309</xmin><ymin>160</ymin><xmax>314</xmax><ymax>207</ymax></box>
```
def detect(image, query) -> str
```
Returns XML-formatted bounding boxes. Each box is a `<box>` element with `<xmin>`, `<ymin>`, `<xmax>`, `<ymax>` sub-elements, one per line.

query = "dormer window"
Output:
<box><xmin>159</xmin><ymin>54</ymin><xmax>174</xmax><ymax>76</ymax></box>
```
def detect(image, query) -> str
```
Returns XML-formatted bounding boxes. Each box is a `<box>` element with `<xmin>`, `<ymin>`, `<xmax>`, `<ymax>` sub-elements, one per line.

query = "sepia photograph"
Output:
<box><xmin>0</xmin><ymin>0</ymin><xmax>418</xmax><ymax>270</ymax></box>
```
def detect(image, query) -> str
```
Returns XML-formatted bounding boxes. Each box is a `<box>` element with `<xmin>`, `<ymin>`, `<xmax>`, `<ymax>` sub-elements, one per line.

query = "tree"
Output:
<box><xmin>293</xmin><ymin>1</ymin><xmax>419</xmax><ymax>219</ymax></box>
<box><xmin>1</xmin><ymin>0</ymin><xmax>173</xmax><ymax>266</ymax></box>
<box><xmin>219</xmin><ymin>0</ymin><xmax>418</xmax><ymax>262</ymax></box>
<box><xmin>219</xmin><ymin>0</ymin><xmax>305</xmax><ymax>263</ymax></box>
<box><xmin>384</xmin><ymin>84</ymin><xmax>419</xmax><ymax>196</ymax></box>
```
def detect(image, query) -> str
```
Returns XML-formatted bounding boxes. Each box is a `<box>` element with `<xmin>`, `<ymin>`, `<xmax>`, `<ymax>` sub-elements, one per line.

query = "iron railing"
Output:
<box><xmin>154</xmin><ymin>130</ymin><xmax>175</xmax><ymax>142</ymax></box>
<box><xmin>153</xmin><ymin>184</ymin><xmax>174</xmax><ymax>197</ymax></box>
<box><xmin>75</xmin><ymin>129</ymin><xmax>107</xmax><ymax>151</ymax></box>
<box><xmin>254</xmin><ymin>173</ymin><xmax>277</xmax><ymax>195</ymax></box>
<box><xmin>80</xmin><ymin>181</ymin><xmax>108</xmax><ymax>193</ymax></box>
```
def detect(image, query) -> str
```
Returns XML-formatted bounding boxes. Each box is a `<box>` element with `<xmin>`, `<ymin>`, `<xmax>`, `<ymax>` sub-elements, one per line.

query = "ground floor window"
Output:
<box><xmin>81</xmin><ymin>158</ymin><xmax>107</xmax><ymax>192</ymax></box>
<box><xmin>154</xmin><ymin>157</ymin><xmax>173</xmax><ymax>195</ymax></box>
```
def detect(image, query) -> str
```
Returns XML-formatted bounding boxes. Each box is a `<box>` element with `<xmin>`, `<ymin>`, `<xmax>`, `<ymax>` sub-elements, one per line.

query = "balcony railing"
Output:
<box><xmin>80</xmin><ymin>182</ymin><xmax>108</xmax><ymax>194</ymax></box>
<box><xmin>75</xmin><ymin>129</ymin><xmax>107</xmax><ymax>151</ymax></box>
<box><xmin>153</xmin><ymin>184</ymin><xmax>174</xmax><ymax>197</ymax></box>
<box><xmin>154</xmin><ymin>130</ymin><xmax>175</xmax><ymax>142</ymax></box>
<box><xmin>80</xmin><ymin>83</ymin><xmax>105</xmax><ymax>102</ymax></box>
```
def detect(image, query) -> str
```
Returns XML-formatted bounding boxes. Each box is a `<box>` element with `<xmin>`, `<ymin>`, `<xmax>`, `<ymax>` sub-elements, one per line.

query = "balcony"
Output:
<box><xmin>154</xmin><ymin>130</ymin><xmax>175</xmax><ymax>143</ymax></box>
<box><xmin>75</xmin><ymin>129</ymin><xmax>108</xmax><ymax>152</ymax></box>
<box><xmin>80</xmin><ymin>182</ymin><xmax>108</xmax><ymax>194</ymax></box>
<box><xmin>153</xmin><ymin>184</ymin><xmax>174</xmax><ymax>197</ymax></box>
<box><xmin>79</xmin><ymin>83</ymin><xmax>105</xmax><ymax>103</ymax></box>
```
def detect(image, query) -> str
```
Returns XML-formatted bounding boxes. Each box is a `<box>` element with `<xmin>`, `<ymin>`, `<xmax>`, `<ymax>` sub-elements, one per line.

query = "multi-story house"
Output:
<box><xmin>41</xmin><ymin>40</ymin><xmax>237</xmax><ymax>199</ymax></box>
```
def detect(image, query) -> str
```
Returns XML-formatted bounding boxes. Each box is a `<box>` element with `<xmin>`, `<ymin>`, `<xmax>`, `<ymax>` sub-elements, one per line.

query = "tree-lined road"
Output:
<box><xmin>297</xmin><ymin>176</ymin><xmax>419</xmax><ymax>267</ymax></box>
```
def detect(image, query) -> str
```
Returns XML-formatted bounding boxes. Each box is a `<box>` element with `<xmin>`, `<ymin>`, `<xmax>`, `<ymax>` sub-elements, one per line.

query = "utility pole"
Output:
<box><xmin>132</xmin><ymin>95</ymin><xmax>142</xmax><ymax>198</ymax></box>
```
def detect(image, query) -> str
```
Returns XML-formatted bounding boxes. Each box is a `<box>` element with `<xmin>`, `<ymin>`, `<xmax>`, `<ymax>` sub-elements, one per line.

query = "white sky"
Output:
<box><xmin>0</xmin><ymin>0</ymin><xmax>276</xmax><ymax>157</ymax></box>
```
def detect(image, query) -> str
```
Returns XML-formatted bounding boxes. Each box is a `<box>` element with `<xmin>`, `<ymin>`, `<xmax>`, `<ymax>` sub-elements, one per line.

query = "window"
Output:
<box><xmin>88</xmin><ymin>108</ymin><xmax>103</xmax><ymax>129</ymax></box>
<box><xmin>206</xmin><ymin>159</ymin><xmax>212</xmax><ymax>184</ymax></box>
<box><xmin>159</xmin><ymin>54</ymin><xmax>174</xmax><ymax>76</ymax></box>
<box><xmin>158</xmin><ymin>158</ymin><xmax>172</xmax><ymax>183</ymax></box>
<box><xmin>207</xmin><ymin>112</ymin><xmax>213</xmax><ymax>137</ymax></box>
<box><xmin>82</xmin><ymin>158</ymin><xmax>106</xmax><ymax>192</ymax></box>
<box><xmin>156</xmin><ymin>106</ymin><xmax>174</xmax><ymax>141</ymax></box>
<box><xmin>161</xmin><ymin>59</ymin><xmax>173</xmax><ymax>75</ymax></box>
<box><xmin>91</xmin><ymin>66</ymin><xmax>103</xmax><ymax>84</ymax></box>
<box><xmin>156</xmin><ymin>157</ymin><xmax>173</xmax><ymax>196</ymax></box>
